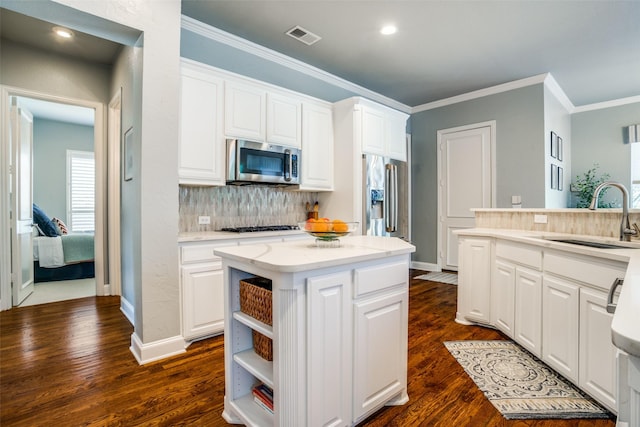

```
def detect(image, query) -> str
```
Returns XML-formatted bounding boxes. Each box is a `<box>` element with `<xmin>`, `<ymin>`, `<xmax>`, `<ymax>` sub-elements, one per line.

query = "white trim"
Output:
<box><xmin>0</xmin><ymin>87</ymin><xmax>12</xmax><ymax>310</ymax></box>
<box><xmin>107</xmin><ymin>89</ymin><xmax>122</xmax><ymax>296</ymax></box>
<box><xmin>573</xmin><ymin>95</ymin><xmax>640</xmax><ymax>113</ymax></box>
<box><xmin>411</xmin><ymin>261</ymin><xmax>440</xmax><ymax>272</ymax></box>
<box><xmin>543</xmin><ymin>74</ymin><xmax>575</xmax><ymax>113</ymax></box>
<box><xmin>129</xmin><ymin>332</ymin><xmax>186</xmax><ymax>365</ymax></box>
<box><xmin>120</xmin><ymin>296</ymin><xmax>134</xmax><ymax>326</ymax></box>
<box><xmin>181</xmin><ymin>15</ymin><xmax>412</xmax><ymax>114</ymax></box>
<box><xmin>412</xmin><ymin>74</ymin><xmax>549</xmax><ymax>113</ymax></box>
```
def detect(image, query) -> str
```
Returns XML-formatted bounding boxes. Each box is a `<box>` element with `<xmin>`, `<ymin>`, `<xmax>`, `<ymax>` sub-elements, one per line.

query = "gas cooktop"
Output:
<box><xmin>219</xmin><ymin>225</ymin><xmax>300</xmax><ymax>233</ymax></box>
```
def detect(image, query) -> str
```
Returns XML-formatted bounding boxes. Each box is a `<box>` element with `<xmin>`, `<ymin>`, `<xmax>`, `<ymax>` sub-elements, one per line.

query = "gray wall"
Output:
<box><xmin>33</xmin><ymin>118</ymin><xmax>94</xmax><ymax>223</ymax></box>
<box><xmin>410</xmin><ymin>84</ymin><xmax>545</xmax><ymax>265</ymax></box>
<box><xmin>571</xmin><ymin>102</ymin><xmax>640</xmax><ymax>207</ymax></box>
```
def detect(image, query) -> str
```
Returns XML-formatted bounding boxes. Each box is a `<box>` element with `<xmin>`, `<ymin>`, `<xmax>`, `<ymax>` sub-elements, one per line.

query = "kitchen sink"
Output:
<box><xmin>544</xmin><ymin>238</ymin><xmax>639</xmax><ymax>249</ymax></box>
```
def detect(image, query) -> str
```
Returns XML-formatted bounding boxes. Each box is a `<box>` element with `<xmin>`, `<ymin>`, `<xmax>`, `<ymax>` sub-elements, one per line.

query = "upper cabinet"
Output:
<box><xmin>224</xmin><ymin>80</ymin><xmax>266</xmax><ymax>142</ymax></box>
<box><xmin>179</xmin><ymin>60</ymin><xmax>226</xmax><ymax>186</ymax></box>
<box><xmin>224</xmin><ymin>81</ymin><xmax>303</xmax><ymax>148</ymax></box>
<box><xmin>267</xmin><ymin>93</ymin><xmax>302</xmax><ymax>148</ymax></box>
<box><xmin>346</xmin><ymin>97</ymin><xmax>409</xmax><ymax>161</ymax></box>
<box><xmin>300</xmin><ymin>102</ymin><xmax>334</xmax><ymax>191</ymax></box>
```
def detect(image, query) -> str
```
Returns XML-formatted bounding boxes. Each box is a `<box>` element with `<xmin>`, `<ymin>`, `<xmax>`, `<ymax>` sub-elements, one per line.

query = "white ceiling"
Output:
<box><xmin>181</xmin><ymin>0</ymin><xmax>640</xmax><ymax>108</ymax></box>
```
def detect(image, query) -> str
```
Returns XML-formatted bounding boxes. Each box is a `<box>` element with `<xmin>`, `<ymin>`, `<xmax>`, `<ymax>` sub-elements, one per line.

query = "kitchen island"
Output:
<box><xmin>214</xmin><ymin>235</ymin><xmax>415</xmax><ymax>426</ymax></box>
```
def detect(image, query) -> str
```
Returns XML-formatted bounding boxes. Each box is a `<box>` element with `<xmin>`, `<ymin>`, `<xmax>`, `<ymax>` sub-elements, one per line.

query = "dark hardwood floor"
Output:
<box><xmin>1</xmin><ymin>271</ymin><xmax>616</xmax><ymax>426</ymax></box>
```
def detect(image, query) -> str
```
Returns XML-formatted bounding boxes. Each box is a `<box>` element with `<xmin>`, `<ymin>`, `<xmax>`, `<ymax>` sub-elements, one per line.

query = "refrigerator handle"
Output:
<box><xmin>386</xmin><ymin>164</ymin><xmax>398</xmax><ymax>233</ymax></box>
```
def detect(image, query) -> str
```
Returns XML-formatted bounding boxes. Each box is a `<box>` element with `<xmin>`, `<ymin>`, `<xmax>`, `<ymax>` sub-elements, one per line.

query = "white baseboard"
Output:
<box><xmin>120</xmin><ymin>297</ymin><xmax>134</xmax><ymax>326</ymax></box>
<box><xmin>129</xmin><ymin>332</ymin><xmax>186</xmax><ymax>365</ymax></box>
<box><xmin>411</xmin><ymin>261</ymin><xmax>440</xmax><ymax>272</ymax></box>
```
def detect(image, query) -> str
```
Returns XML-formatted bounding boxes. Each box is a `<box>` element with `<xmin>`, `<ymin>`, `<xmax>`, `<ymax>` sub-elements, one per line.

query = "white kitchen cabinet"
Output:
<box><xmin>224</xmin><ymin>80</ymin><xmax>267</xmax><ymax>141</ymax></box>
<box><xmin>266</xmin><ymin>92</ymin><xmax>302</xmax><ymax>148</ymax></box>
<box><xmin>580</xmin><ymin>287</ymin><xmax>617</xmax><ymax>412</ymax></box>
<box><xmin>385</xmin><ymin>111</ymin><xmax>409</xmax><ymax>161</ymax></box>
<box><xmin>300</xmin><ymin>102</ymin><xmax>334</xmax><ymax>191</ymax></box>
<box><xmin>457</xmin><ymin>236</ymin><xmax>492</xmax><ymax>325</ymax></box>
<box><xmin>179</xmin><ymin>60</ymin><xmax>226</xmax><ymax>186</ymax></box>
<box><xmin>308</xmin><ymin>271</ymin><xmax>352</xmax><ymax>426</ymax></box>
<box><xmin>180</xmin><ymin>242</ymin><xmax>233</xmax><ymax>340</ymax></box>
<box><xmin>542</xmin><ymin>275</ymin><xmax>579</xmax><ymax>384</ymax></box>
<box><xmin>514</xmin><ymin>267</ymin><xmax>542</xmax><ymax>357</ymax></box>
<box><xmin>361</xmin><ymin>105</ymin><xmax>386</xmax><ymax>156</ymax></box>
<box><xmin>491</xmin><ymin>259</ymin><xmax>515</xmax><ymax>338</ymax></box>
<box><xmin>618</xmin><ymin>351</ymin><xmax>640</xmax><ymax>427</ymax></box>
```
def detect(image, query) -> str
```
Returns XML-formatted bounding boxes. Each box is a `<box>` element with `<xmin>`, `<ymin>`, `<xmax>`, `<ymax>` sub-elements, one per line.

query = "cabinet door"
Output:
<box><xmin>181</xmin><ymin>263</ymin><xmax>225</xmax><ymax>340</ymax></box>
<box><xmin>580</xmin><ymin>287</ymin><xmax>617</xmax><ymax>411</ymax></box>
<box><xmin>179</xmin><ymin>63</ymin><xmax>225</xmax><ymax>185</ymax></box>
<box><xmin>307</xmin><ymin>271</ymin><xmax>351</xmax><ymax>427</ymax></box>
<box><xmin>458</xmin><ymin>237</ymin><xmax>492</xmax><ymax>324</ymax></box>
<box><xmin>300</xmin><ymin>102</ymin><xmax>334</xmax><ymax>190</ymax></box>
<box><xmin>385</xmin><ymin>112</ymin><xmax>408</xmax><ymax>161</ymax></box>
<box><xmin>360</xmin><ymin>105</ymin><xmax>385</xmax><ymax>156</ymax></box>
<box><xmin>224</xmin><ymin>80</ymin><xmax>266</xmax><ymax>141</ymax></box>
<box><xmin>514</xmin><ymin>267</ymin><xmax>542</xmax><ymax>357</ymax></box>
<box><xmin>492</xmin><ymin>259</ymin><xmax>515</xmax><ymax>338</ymax></box>
<box><xmin>353</xmin><ymin>287</ymin><xmax>408</xmax><ymax>422</ymax></box>
<box><xmin>266</xmin><ymin>92</ymin><xmax>301</xmax><ymax>148</ymax></box>
<box><xmin>542</xmin><ymin>276</ymin><xmax>579</xmax><ymax>383</ymax></box>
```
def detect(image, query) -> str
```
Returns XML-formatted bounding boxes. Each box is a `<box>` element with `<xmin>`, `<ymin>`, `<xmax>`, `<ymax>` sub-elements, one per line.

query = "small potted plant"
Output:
<box><xmin>571</xmin><ymin>164</ymin><xmax>614</xmax><ymax>208</ymax></box>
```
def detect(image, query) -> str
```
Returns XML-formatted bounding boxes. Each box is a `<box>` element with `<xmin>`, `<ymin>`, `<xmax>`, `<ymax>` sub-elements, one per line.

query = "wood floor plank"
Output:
<box><xmin>0</xmin><ymin>272</ymin><xmax>616</xmax><ymax>426</ymax></box>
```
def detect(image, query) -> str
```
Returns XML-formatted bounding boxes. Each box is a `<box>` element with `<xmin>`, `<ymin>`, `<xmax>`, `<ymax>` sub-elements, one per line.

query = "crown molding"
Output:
<box><xmin>573</xmin><ymin>95</ymin><xmax>640</xmax><ymax>113</ymax></box>
<box><xmin>181</xmin><ymin>15</ymin><xmax>412</xmax><ymax>114</ymax></box>
<box><xmin>412</xmin><ymin>74</ymin><xmax>549</xmax><ymax>113</ymax></box>
<box><xmin>543</xmin><ymin>73</ymin><xmax>575</xmax><ymax>113</ymax></box>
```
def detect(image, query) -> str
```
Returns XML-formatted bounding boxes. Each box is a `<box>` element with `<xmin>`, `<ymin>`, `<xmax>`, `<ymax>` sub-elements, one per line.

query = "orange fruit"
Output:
<box><xmin>305</xmin><ymin>218</ymin><xmax>317</xmax><ymax>230</ymax></box>
<box><xmin>333</xmin><ymin>220</ymin><xmax>348</xmax><ymax>233</ymax></box>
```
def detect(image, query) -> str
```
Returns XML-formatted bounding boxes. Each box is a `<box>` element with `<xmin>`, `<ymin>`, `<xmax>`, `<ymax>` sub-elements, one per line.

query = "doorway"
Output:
<box><xmin>1</xmin><ymin>86</ymin><xmax>110</xmax><ymax>310</ymax></box>
<box><xmin>437</xmin><ymin>121</ymin><xmax>496</xmax><ymax>271</ymax></box>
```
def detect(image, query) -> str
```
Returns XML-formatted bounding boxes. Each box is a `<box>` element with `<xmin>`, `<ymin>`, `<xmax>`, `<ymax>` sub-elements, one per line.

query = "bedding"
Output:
<box><xmin>33</xmin><ymin>233</ymin><xmax>95</xmax><ymax>282</ymax></box>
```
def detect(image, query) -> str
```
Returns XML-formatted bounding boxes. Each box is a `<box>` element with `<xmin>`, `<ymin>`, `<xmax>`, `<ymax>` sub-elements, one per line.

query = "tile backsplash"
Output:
<box><xmin>179</xmin><ymin>185</ymin><xmax>318</xmax><ymax>232</ymax></box>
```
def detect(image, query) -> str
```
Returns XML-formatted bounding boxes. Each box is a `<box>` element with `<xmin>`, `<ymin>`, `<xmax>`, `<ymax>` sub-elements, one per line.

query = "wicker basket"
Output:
<box><xmin>239</xmin><ymin>277</ymin><xmax>273</xmax><ymax>361</ymax></box>
<box><xmin>252</xmin><ymin>330</ymin><xmax>273</xmax><ymax>361</ymax></box>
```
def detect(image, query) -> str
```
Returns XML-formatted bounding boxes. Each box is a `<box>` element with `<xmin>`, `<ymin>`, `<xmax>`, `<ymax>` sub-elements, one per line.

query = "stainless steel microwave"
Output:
<box><xmin>226</xmin><ymin>139</ymin><xmax>300</xmax><ymax>185</ymax></box>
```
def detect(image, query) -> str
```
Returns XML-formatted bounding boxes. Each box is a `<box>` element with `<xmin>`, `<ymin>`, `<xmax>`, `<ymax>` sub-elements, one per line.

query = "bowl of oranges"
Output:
<box><xmin>298</xmin><ymin>219</ymin><xmax>359</xmax><ymax>243</ymax></box>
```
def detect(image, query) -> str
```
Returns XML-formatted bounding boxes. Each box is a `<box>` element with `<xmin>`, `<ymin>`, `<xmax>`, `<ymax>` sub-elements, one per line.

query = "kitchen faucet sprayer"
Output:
<box><xmin>589</xmin><ymin>181</ymin><xmax>638</xmax><ymax>241</ymax></box>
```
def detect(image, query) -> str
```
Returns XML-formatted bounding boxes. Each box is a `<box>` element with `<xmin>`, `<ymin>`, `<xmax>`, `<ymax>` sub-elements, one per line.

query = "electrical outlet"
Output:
<box><xmin>534</xmin><ymin>214</ymin><xmax>548</xmax><ymax>224</ymax></box>
<box><xmin>198</xmin><ymin>216</ymin><xmax>211</xmax><ymax>225</ymax></box>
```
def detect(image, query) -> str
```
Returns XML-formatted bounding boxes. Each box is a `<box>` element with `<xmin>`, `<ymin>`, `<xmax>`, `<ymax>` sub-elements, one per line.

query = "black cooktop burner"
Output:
<box><xmin>219</xmin><ymin>225</ymin><xmax>299</xmax><ymax>233</ymax></box>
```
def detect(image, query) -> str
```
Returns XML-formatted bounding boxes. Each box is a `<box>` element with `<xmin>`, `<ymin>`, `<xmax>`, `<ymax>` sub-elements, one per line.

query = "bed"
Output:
<box><xmin>33</xmin><ymin>234</ymin><xmax>95</xmax><ymax>282</ymax></box>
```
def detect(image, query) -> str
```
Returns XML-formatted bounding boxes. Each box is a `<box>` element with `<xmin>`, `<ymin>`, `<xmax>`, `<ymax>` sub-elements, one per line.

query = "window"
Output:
<box><xmin>67</xmin><ymin>150</ymin><xmax>95</xmax><ymax>232</ymax></box>
<box><xmin>632</xmin><ymin>143</ymin><xmax>640</xmax><ymax>209</ymax></box>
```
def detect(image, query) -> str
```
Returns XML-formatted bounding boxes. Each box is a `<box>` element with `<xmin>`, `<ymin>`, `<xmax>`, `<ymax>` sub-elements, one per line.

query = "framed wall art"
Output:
<box><xmin>551</xmin><ymin>164</ymin><xmax>558</xmax><ymax>189</ymax></box>
<box><xmin>557</xmin><ymin>136</ymin><xmax>563</xmax><ymax>161</ymax></box>
<box><xmin>550</xmin><ymin>131</ymin><xmax>558</xmax><ymax>159</ymax></box>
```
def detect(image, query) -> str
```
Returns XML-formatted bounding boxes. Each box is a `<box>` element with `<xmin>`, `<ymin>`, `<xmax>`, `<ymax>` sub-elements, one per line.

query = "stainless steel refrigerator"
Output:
<box><xmin>363</xmin><ymin>154</ymin><xmax>409</xmax><ymax>240</ymax></box>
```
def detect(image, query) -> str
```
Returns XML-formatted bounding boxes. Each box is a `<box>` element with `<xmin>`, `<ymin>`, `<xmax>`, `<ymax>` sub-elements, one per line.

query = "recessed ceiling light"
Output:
<box><xmin>380</xmin><ymin>25</ymin><xmax>397</xmax><ymax>35</ymax></box>
<box><xmin>53</xmin><ymin>26</ymin><xmax>74</xmax><ymax>39</ymax></box>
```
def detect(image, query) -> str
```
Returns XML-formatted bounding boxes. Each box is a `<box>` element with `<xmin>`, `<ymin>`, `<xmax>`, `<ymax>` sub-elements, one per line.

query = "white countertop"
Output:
<box><xmin>213</xmin><ymin>235</ymin><xmax>416</xmax><ymax>273</ymax></box>
<box><xmin>456</xmin><ymin>228</ymin><xmax>640</xmax><ymax>357</ymax></box>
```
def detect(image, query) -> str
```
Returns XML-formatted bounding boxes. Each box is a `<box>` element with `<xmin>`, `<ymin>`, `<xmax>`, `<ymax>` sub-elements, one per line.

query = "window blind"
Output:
<box><xmin>67</xmin><ymin>150</ymin><xmax>95</xmax><ymax>232</ymax></box>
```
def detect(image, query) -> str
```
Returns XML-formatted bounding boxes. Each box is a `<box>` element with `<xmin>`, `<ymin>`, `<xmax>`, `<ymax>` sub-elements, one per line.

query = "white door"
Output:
<box><xmin>438</xmin><ymin>122</ymin><xmax>494</xmax><ymax>271</ymax></box>
<box><xmin>10</xmin><ymin>98</ymin><xmax>35</xmax><ymax>306</ymax></box>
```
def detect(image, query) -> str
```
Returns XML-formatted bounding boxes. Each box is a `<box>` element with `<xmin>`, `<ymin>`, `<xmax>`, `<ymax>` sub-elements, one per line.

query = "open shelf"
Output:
<box><xmin>229</xmin><ymin>393</ymin><xmax>273</xmax><ymax>426</ymax></box>
<box><xmin>233</xmin><ymin>349</ymin><xmax>274</xmax><ymax>388</ymax></box>
<box><xmin>233</xmin><ymin>311</ymin><xmax>273</xmax><ymax>339</ymax></box>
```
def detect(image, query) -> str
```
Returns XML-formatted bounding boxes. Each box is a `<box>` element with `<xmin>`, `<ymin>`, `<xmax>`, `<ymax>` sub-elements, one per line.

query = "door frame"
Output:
<box><xmin>1</xmin><ymin>85</ymin><xmax>108</xmax><ymax>310</ymax></box>
<box><xmin>436</xmin><ymin>120</ymin><xmax>496</xmax><ymax>272</ymax></box>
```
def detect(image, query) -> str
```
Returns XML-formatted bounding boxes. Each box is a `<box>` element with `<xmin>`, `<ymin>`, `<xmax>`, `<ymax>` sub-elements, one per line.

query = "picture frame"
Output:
<box><xmin>557</xmin><ymin>166</ymin><xmax>563</xmax><ymax>191</ymax></box>
<box><xmin>551</xmin><ymin>164</ymin><xmax>558</xmax><ymax>189</ymax></box>
<box><xmin>124</xmin><ymin>127</ymin><xmax>134</xmax><ymax>182</ymax></box>
<box><xmin>557</xmin><ymin>136</ymin><xmax>563</xmax><ymax>161</ymax></box>
<box><xmin>550</xmin><ymin>131</ymin><xmax>558</xmax><ymax>159</ymax></box>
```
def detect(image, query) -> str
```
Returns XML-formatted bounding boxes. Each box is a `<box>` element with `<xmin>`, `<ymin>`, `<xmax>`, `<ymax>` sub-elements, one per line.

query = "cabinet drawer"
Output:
<box><xmin>354</xmin><ymin>261</ymin><xmax>408</xmax><ymax>298</ymax></box>
<box><xmin>496</xmin><ymin>240</ymin><xmax>542</xmax><ymax>270</ymax></box>
<box><xmin>181</xmin><ymin>243</ymin><xmax>231</xmax><ymax>264</ymax></box>
<box><xmin>544</xmin><ymin>251</ymin><xmax>627</xmax><ymax>291</ymax></box>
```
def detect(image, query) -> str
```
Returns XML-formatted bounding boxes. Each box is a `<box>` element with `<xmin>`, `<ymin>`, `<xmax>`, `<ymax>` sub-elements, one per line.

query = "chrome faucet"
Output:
<box><xmin>589</xmin><ymin>181</ymin><xmax>638</xmax><ymax>242</ymax></box>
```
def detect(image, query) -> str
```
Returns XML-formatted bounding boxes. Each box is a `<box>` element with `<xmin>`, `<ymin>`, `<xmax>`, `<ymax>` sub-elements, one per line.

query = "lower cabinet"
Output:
<box><xmin>458</xmin><ymin>236</ymin><xmax>492</xmax><ymax>324</ymax></box>
<box><xmin>181</xmin><ymin>263</ymin><xmax>225</xmax><ymax>340</ymax></box>
<box><xmin>580</xmin><ymin>287</ymin><xmax>617</xmax><ymax>412</ymax></box>
<box><xmin>491</xmin><ymin>260</ymin><xmax>515</xmax><ymax>338</ymax></box>
<box><xmin>514</xmin><ymin>267</ymin><xmax>542</xmax><ymax>357</ymax></box>
<box><xmin>542</xmin><ymin>275</ymin><xmax>579</xmax><ymax>383</ymax></box>
<box><xmin>353</xmin><ymin>287</ymin><xmax>408</xmax><ymax>421</ymax></box>
<box><xmin>618</xmin><ymin>352</ymin><xmax>640</xmax><ymax>426</ymax></box>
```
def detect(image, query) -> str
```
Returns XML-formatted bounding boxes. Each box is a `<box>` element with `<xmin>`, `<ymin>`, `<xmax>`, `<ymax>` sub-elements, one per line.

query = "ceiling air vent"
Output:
<box><xmin>286</xmin><ymin>25</ymin><xmax>321</xmax><ymax>46</ymax></box>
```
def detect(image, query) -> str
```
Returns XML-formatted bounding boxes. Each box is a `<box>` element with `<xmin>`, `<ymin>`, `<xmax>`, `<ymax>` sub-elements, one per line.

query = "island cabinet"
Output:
<box><xmin>456</xmin><ymin>236</ymin><xmax>493</xmax><ymax>325</ymax></box>
<box><xmin>215</xmin><ymin>236</ymin><xmax>415</xmax><ymax>426</ymax></box>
